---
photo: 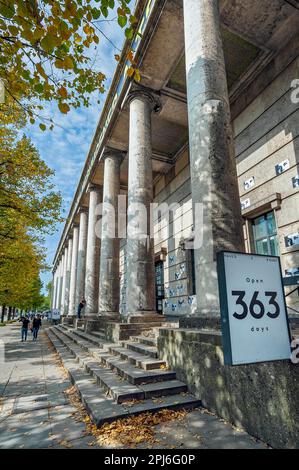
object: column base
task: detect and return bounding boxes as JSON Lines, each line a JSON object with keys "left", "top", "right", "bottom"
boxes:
{"left": 179, "top": 313, "right": 221, "bottom": 331}
{"left": 98, "top": 312, "right": 121, "bottom": 321}
{"left": 74, "top": 318, "right": 84, "bottom": 328}
{"left": 62, "top": 316, "right": 75, "bottom": 326}
{"left": 124, "top": 312, "right": 165, "bottom": 324}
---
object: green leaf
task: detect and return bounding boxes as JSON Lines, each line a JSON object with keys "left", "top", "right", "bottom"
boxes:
{"left": 118, "top": 16, "right": 127, "bottom": 28}
{"left": 34, "top": 83, "right": 44, "bottom": 93}
{"left": 40, "top": 34, "right": 57, "bottom": 53}
{"left": 125, "top": 27, "right": 133, "bottom": 40}
{"left": 91, "top": 8, "right": 101, "bottom": 19}
{"left": 101, "top": 6, "right": 108, "bottom": 18}
{"left": 108, "top": 0, "right": 115, "bottom": 8}
{"left": 0, "top": 3, "right": 15, "bottom": 19}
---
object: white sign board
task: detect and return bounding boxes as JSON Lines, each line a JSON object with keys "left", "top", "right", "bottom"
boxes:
{"left": 217, "top": 251, "right": 291, "bottom": 365}
{"left": 51, "top": 309, "right": 60, "bottom": 320}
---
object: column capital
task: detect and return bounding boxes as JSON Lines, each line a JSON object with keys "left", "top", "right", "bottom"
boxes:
{"left": 76, "top": 206, "right": 88, "bottom": 216}
{"left": 87, "top": 182, "right": 102, "bottom": 193}
{"left": 102, "top": 147, "right": 126, "bottom": 163}
{"left": 71, "top": 221, "right": 79, "bottom": 231}
{"left": 127, "top": 85, "right": 161, "bottom": 113}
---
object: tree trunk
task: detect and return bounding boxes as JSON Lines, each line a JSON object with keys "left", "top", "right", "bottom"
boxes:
{"left": 7, "top": 306, "right": 12, "bottom": 321}
{"left": 1, "top": 305, "right": 5, "bottom": 323}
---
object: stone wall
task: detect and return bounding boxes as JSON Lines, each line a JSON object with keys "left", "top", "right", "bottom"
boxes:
{"left": 153, "top": 149, "right": 196, "bottom": 318}
{"left": 234, "top": 54, "right": 299, "bottom": 312}
{"left": 158, "top": 328, "right": 299, "bottom": 448}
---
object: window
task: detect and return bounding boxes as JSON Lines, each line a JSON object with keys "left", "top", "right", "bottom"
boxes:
{"left": 252, "top": 211, "right": 279, "bottom": 256}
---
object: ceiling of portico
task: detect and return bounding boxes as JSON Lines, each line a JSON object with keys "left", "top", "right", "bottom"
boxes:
{"left": 94, "top": 0, "right": 299, "bottom": 185}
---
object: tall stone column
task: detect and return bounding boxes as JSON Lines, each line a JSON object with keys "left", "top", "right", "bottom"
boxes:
{"left": 183, "top": 0, "right": 244, "bottom": 316}
{"left": 53, "top": 262, "right": 59, "bottom": 308}
{"left": 64, "top": 237, "right": 73, "bottom": 314}
{"left": 98, "top": 150, "right": 122, "bottom": 316}
{"left": 58, "top": 254, "right": 65, "bottom": 311}
{"left": 55, "top": 258, "right": 62, "bottom": 310}
{"left": 60, "top": 246, "right": 68, "bottom": 316}
{"left": 68, "top": 224, "right": 79, "bottom": 316}
{"left": 51, "top": 269, "right": 57, "bottom": 310}
{"left": 85, "top": 185, "right": 101, "bottom": 316}
{"left": 75, "top": 209, "right": 88, "bottom": 310}
{"left": 58, "top": 253, "right": 65, "bottom": 314}
{"left": 125, "top": 90, "right": 158, "bottom": 318}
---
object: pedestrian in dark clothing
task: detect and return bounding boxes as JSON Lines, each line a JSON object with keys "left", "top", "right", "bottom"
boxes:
{"left": 32, "top": 315, "right": 42, "bottom": 340}
{"left": 19, "top": 316, "right": 30, "bottom": 342}
{"left": 77, "top": 298, "right": 86, "bottom": 319}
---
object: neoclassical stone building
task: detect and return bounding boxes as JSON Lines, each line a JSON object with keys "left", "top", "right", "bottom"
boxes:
{"left": 52, "top": 0, "right": 299, "bottom": 321}
{"left": 49, "top": 0, "right": 299, "bottom": 448}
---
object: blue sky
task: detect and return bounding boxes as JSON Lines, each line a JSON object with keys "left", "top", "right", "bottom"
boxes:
{"left": 25, "top": 15, "right": 125, "bottom": 293}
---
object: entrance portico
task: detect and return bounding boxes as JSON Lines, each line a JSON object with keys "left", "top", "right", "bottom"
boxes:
{"left": 51, "top": 0, "right": 299, "bottom": 324}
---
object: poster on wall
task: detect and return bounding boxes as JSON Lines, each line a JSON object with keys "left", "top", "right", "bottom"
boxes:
{"left": 275, "top": 159, "right": 290, "bottom": 175}
{"left": 244, "top": 176, "right": 255, "bottom": 191}
{"left": 292, "top": 174, "right": 299, "bottom": 188}
{"left": 284, "top": 233, "right": 299, "bottom": 248}
{"left": 217, "top": 251, "right": 291, "bottom": 366}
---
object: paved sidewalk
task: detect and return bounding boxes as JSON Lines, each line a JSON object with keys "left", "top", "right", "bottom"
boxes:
{"left": 0, "top": 323, "right": 268, "bottom": 449}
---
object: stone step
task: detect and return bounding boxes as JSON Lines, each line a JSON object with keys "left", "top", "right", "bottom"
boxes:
{"left": 56, "top": 326, "right": 102, "bottom": 354}
{"left": 48, "top": 329, "right": 197, "bottom": 410}
{"left": 131, "top": 335, "right": 157, "bottom": 347}
{"left": 141, "top": 380, "right": 187, "bottom": 398}
{"left": 50, "top": 328, "right": 141, "bottom": 403}
{"left": 101, "top": 355, "right": 176, "bottom": 385}
{"left": 50, "top": 327, "right": 182, "bottom": 401}
{"left": 90, "top": 330, "right": 106, "bottom": 340}
{"left": 48, "top": 328, "right": 201, "bottom": 425}
{"left": 71, "top": 328, "right": 109, "bottom": 348}
{"left": 122, "top": 341, "right": 158, "bottom": 358}
{"left": 109, "top": 346, "right": 165, "bottom": 370}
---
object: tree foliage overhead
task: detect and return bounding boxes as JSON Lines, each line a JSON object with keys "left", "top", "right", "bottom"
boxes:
{"left": 0, "top": 0, "right": 138, "bottom": 128}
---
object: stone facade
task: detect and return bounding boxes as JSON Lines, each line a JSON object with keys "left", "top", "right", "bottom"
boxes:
{"left": 49, "top": 0, "right": 299, "bottom": 448}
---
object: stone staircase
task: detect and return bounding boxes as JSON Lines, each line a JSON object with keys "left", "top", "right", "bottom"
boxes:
{"left": 46, "top": 324, "right": 201, "bottom": 427}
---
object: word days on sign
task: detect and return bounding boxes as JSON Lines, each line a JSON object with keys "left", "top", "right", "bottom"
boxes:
{"left": 217, "top": 251, "right": 291, "bottom": 365}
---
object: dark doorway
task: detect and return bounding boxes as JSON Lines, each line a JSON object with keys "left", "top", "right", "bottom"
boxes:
{"left": 155, "top": 260, "right": 164, "bottom": 313}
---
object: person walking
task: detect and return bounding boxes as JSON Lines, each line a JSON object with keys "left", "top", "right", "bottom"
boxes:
{"left": 32, "top": 314, "right": 42, "bottom": 341}
{"left": 19, "top": 315, "right": 30, "bottom": 342}
{"left": 77, "top": 298, "right": 86, "bottom": 319}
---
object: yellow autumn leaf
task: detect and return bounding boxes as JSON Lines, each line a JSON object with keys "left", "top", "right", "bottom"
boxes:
{"left": 58, "top": 102, "right": 70, "bottom": 114}
{"left": 63, "top": 57, "right": 74, "bottom": 69}
{"left": 36, "top": 63, "right": 47, "bottom": 79}
{"left": 74, "top": 34, "right": 82, "bottom": 44}
{"left": 127, "top": 66, "right": 134, "bottom": 78}
{"left": 58, "top": 86, "right": 68, "bottom": 99}
{"left": 54, "top": 59, "right": 64, "bottom": 69}
{"left": 134, "top": 69, "right": 141, "bottom": 83}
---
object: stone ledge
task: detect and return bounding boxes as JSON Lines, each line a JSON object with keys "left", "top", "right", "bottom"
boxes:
{"left": 179, "top": 315, "right": 222, "bottom": 331}
{"left": 157, "top": 327, "right": 299, "bottom": 449}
